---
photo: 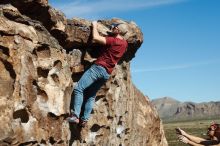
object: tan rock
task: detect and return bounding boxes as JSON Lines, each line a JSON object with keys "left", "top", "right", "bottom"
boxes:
{"left": 0, "top": 2, "right": 167, "bottom": 146}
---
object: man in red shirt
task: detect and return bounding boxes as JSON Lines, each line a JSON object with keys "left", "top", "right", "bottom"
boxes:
{"left": 67, "top": 21, "right": 128, "bottom": 127}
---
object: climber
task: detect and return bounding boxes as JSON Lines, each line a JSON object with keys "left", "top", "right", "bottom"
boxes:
{"left": 67, "top": 21, "right": 128, "bottom": 127}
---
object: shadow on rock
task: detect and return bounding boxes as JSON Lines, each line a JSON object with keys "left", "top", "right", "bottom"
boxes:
{"left": 69, "top": 123, "right": 84, "bottom": 146}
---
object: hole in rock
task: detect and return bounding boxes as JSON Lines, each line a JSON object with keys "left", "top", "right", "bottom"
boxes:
{"left": 0, "top": 46, "right": 9, "bottom": 56}
{"left": 49, "top": 137, "right": 56, "bottom": 145}
{"left": 47, "top": 112, "right": 59, "bottom": 120}
{"left": 103, "top": 98, "right": 108, "bottom": 103}
{"left": 95, "top": 134, "right": 103, "bottom": 139}
{"left": 34, "top": 45, "right": 51, "bottom": 58}
{"left": 125, "top": 128, "right": 130, "bottom": 134}
{"left": 3, "top": 11, "right": 27, "bottom": 25}
{"left": 1, "top": 60, "right": 16, "bottom": 79}
{"left": 95, "top": 95, "right": 105, "bottom": 102}
{"left": 117, "top": 120, "right": 123, "bottom": 125}
{"left": 32, "top": 80, "right": 37, "bottom": 86}
{"left": 90, "top": 124, "right": 102, "bottom": 132}
{"left": 2, "top": 137, "right": 13, "bottom": 145}
{"left": 37, "top": 67, "right": 49, "bottom": 78}
{"left": 34, "top": 80, "right": 48, "bottom": 101}
{"left": 57, "top": 140, "right": 64, "bottom": 144}
{"left": 117, "top": 134, "right": 121, "bottom": 138}
{"left": 53, "top": 60, "right": 62, "bottom": 70}
{"left": 18, "top": 141, "right": 38, "bottom": 146}
{"left": 50, "top": 29, "right": 67, "bottom": 47}
{"left": 119, "top": 115, "right": 125, "bottom": 125}
{"left": 37, "top": 88, "right": 48, "bottom": 101}
{"left": 107, "top": 116, "right": 113, "bottom": 120}
{"left": 40, "top": 139, "right": 46, "bottom": 144}
{"left": 13, "top": 109, "right": 29, "bottom": 123}
{"left": 21, "top": 100, "right": 26, "bottom": 104}
{"left": 51, "top": 74, "right": 59, "bottom": 83}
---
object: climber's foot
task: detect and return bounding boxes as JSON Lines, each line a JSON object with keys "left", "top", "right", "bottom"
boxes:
{"left": 67, "top": 113, "right": 79, "bottom": 124}
{"left": 79, "top": 119, "right": 87, "bottom": 127}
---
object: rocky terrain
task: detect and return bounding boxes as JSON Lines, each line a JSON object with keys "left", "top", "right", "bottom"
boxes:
{"left": 152, "top": 97, "right": 220, "bottom": 121}
{"left": 0, "top": 0, "right": 167, "bottom": 145}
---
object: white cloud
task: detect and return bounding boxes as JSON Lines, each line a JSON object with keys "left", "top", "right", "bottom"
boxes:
{"left": 51, "top": 0, "right": 187, "bottom": 18}
{"left": 132, "top": 59, "right": 220, "bottom": 73}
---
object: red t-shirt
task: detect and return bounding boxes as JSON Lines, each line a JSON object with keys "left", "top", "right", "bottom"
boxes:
{"left": 95, "top": 37, "right": 128, "bottom": 74}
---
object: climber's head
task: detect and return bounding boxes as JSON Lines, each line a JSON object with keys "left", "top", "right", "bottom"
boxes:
{"left": 109, "top": 22, "right": 127, "bottom": 37}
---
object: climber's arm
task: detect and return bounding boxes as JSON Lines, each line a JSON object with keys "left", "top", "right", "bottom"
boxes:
{"left": 92, "top": 21, "right": 106, "bottom": 45}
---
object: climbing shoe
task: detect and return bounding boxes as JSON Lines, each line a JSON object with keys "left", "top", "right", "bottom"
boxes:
{"left": 79, "top": 119, "right": 87, "bottom": 127}
{"left": 67, "top": 113, "right": 79, "bottom": 124}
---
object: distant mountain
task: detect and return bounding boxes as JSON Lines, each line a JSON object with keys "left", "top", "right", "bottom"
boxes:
{"left": 151, "top": 97, "right": 220, "bottom": 121}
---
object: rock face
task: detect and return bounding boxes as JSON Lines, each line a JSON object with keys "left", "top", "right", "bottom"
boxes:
{"left": 0, "top": 1, "right": 167, "bottom": 146}
{"left": 152, "top": 97, "right": 220, "bottom": 121}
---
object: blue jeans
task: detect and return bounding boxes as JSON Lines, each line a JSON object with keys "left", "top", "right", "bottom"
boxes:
{"left": 71, "top": 64, "right": 110, "bottom": 121}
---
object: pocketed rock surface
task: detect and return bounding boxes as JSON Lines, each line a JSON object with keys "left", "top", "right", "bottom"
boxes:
{"left": 0, "top": 1, "right": 167, "bottom": 146}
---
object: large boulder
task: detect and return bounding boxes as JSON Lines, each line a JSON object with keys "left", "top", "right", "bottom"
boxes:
{"left": 0, "top": 2, "right": 167, "bottom": 146}
{"left": 1, "top": 0, "right": 142, "bottom": 61}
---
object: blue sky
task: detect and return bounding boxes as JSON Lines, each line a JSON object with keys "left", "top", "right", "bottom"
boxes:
{"left": 49, "top": 0, "right": 220, "bottom": 103}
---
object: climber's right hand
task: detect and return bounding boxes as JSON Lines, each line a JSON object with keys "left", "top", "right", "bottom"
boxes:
{"left": 92, "top": 21, "right": 97, "bottom": 27}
